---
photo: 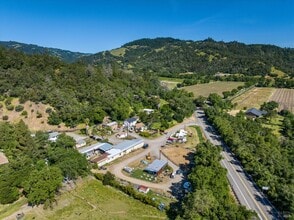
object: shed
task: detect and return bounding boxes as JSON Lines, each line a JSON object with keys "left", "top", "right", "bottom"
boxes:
{"left": 48, "top": 132, "right": 59, "bottom": 142}
{"left": 246, "top": 108, "right": 267, "bottom": 118}
{"left": 138, "top": 185, "right": 150, "bottom": 194}
{"left": 106, "top": 121, "right": 118, "bottom": 131}
{"left": 76, "top": 139, "right": 86, "bottom": 148}
{"left": 144, "top": 159, "right": 168, "bottom": 176}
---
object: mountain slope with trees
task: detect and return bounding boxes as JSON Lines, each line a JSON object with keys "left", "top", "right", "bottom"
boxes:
{"left": 0, "top": 41, "right": 91, "bottom": 63}
{"left": 84, "top": 37, "right": 294, "bottom": 77}
{"left": 0, "top": 46, "right": 194, "bottom": 129}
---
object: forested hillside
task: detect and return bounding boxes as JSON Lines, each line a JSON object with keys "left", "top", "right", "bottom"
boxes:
{"left": 0, "top": 41, "right": 90, "bottom": 63}
{"left": 0, "top": 46, "right": 194, "bottom": 128}
{"left": 84, "top": 37, "right": 294, "bottom": 77}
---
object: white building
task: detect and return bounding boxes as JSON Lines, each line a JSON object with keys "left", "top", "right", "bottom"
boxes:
{"left": 48, "top": 132, "right": 59, "bottom": 142}
{"left": 92, "top": 139, "right": 144, "bottom": 167}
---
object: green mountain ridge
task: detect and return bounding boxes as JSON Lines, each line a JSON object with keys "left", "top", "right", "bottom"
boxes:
{"left": 0, "top": 41, "right": 91, "bottom": 63}
{"left": 84, "top": 37, "right": 294, "bottom": 77}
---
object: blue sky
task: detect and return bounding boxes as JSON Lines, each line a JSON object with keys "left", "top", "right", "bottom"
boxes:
{"left": 0, "top": 0, "right": 293, "bottom": 53}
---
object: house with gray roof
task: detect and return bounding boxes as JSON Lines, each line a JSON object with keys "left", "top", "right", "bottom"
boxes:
{"left": 246, "top": 108, "right": 267, "bottom": 118}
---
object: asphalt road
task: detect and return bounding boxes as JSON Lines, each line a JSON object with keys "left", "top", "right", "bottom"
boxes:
{"left": 195, "top": 109, "right": 281, "bottom": 220}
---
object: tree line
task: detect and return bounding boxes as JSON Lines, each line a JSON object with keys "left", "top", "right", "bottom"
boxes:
{"left": 204, "top": 94, "right": 294, "bottom": 217}
{"left": 174, "top": 142, "right": 255, "bottom": 219}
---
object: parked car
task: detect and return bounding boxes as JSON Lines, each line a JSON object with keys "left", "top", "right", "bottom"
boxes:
{"left": 143, "top": 143, "right": 149, "bottom": 149}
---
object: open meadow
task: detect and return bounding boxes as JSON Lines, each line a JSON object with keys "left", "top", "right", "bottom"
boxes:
{"left": 3, "top": 178, "right": 166, "bottom": 220}
{"left": 159, "top": 77, "right": 183, "bottom": 89}
{"left": 182, "top": 81, "right": 244, "bottom": 97}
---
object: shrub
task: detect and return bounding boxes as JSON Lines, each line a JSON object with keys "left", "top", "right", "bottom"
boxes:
{"left": 45, "top": 107, "right": 52, "bottom": 114}
{"left": 140, "top": 131, "right": 151, "bottom": 137}
{"left": 36, "top": 111, "right": 42, "bottom": 118}
{"left": 15, "top": 105, "right": 24, "bottom": 112}
{"left": 21, "top": 110, "right": 28, "bottom": 116}
{"left": 4, "top": 97, "right": 13, "bottom": 106}
{"left": 6, "top": 104, "right": 14, "bottom": 111}
{"left": 2, "top": 115, "right": 9, "bottom": 120}
{"left": 0, "top": 103, "right": 3, "bottom": 109}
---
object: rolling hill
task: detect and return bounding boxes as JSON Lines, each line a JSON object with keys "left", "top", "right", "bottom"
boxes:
{"left": 83, "top": 37, "right": 294, "bottom": 77}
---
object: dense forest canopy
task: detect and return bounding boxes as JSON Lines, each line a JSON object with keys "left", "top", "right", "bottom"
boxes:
{"left": 0, "top": 46, "right": 194, "bottom": 128}
{"left": 85, "top": 38, "right": 294, "bottom": 77}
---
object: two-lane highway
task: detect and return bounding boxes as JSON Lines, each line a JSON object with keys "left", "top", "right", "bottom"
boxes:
{"left": 195, "top": 109, "right": 281, "bottom": 220}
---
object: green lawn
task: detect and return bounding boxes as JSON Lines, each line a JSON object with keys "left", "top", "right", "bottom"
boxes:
{"left": 20, "top": 178, "right": 167, "bottom": 220}
{"left": 183, "top": 81, "right": 244, "bottom": 97}
{"left": 131, "top": 169, "right": 156, "bottom": 182}
{"left": 190, "top": 125, "right": 205, "bottom": 143}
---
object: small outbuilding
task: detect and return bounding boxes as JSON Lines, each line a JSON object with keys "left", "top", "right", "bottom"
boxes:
{"left": 144, "top": 159, "right": 168, "bottom": 176}
{"left": 246, "top": 108, "right": 267, "bottom": 118}
{"left": 138, "top": 185, "right": 150, "bottom": 194}
{"left": 76, "top": 139, "right": 86, "bottom": 148}
{"left": 48, "top": 132, "right": 59, "bottom": 142}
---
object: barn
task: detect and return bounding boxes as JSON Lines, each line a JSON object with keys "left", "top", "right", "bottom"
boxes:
{"left": 144, "top": 159, "right": 168, "bottom": 176}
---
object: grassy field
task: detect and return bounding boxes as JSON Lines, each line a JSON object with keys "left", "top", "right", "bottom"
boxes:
{"left": 261, "top": 115, "right": 283, "bottom": 137}
{"left": 232, "top": 87, "right": 275, "bottom": 110}
{"left": 182, "top": 81, "right": 244, "bottom": 97}
{"left": 159, "top": 77, "right": 183, "bottom": 89}
{"left": 8, "top": 178, "right": 166, "bottom": 220}
{"left": 190, "top": 126, "right": 206, "bottom": 143}
{"left": 0, "top": 198, "right": 27, "bottom": 220}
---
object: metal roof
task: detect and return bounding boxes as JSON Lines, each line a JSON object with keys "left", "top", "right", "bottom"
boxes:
{"left": 113, "top": 139, "right": 144, "bottom": 152}
{"left": 106, "top": 149, "right": 122, "bottom": 158}
{"left": 78, "top": 142, "right": 105, "bottom": 154}
{"left": 98, "top": 143, "right": 113, "bottom": 152}
{"left": 48, "top": 132, "right": 59, "bottom": 139}
{"left": 144, "top": 159, "right": 168, "bottom": 173}
{"left": 246, "top": 108, "right": 267, "bottom": 117}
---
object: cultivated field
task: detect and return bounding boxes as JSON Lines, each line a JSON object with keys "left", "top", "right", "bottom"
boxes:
{"left": 183, "top": 81, "right": 244, "bottom": 97}
{"left": 3, "top": 178, "right": 166, "bottom": 220}
{"left": 232, "top": 87, "right": 294, "bottom": 112}
{"left": 232, "top": 87, "right": 275, "bottom": 110}
{"left": 269, "top": 88, "right": 294, "bottom": 112}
